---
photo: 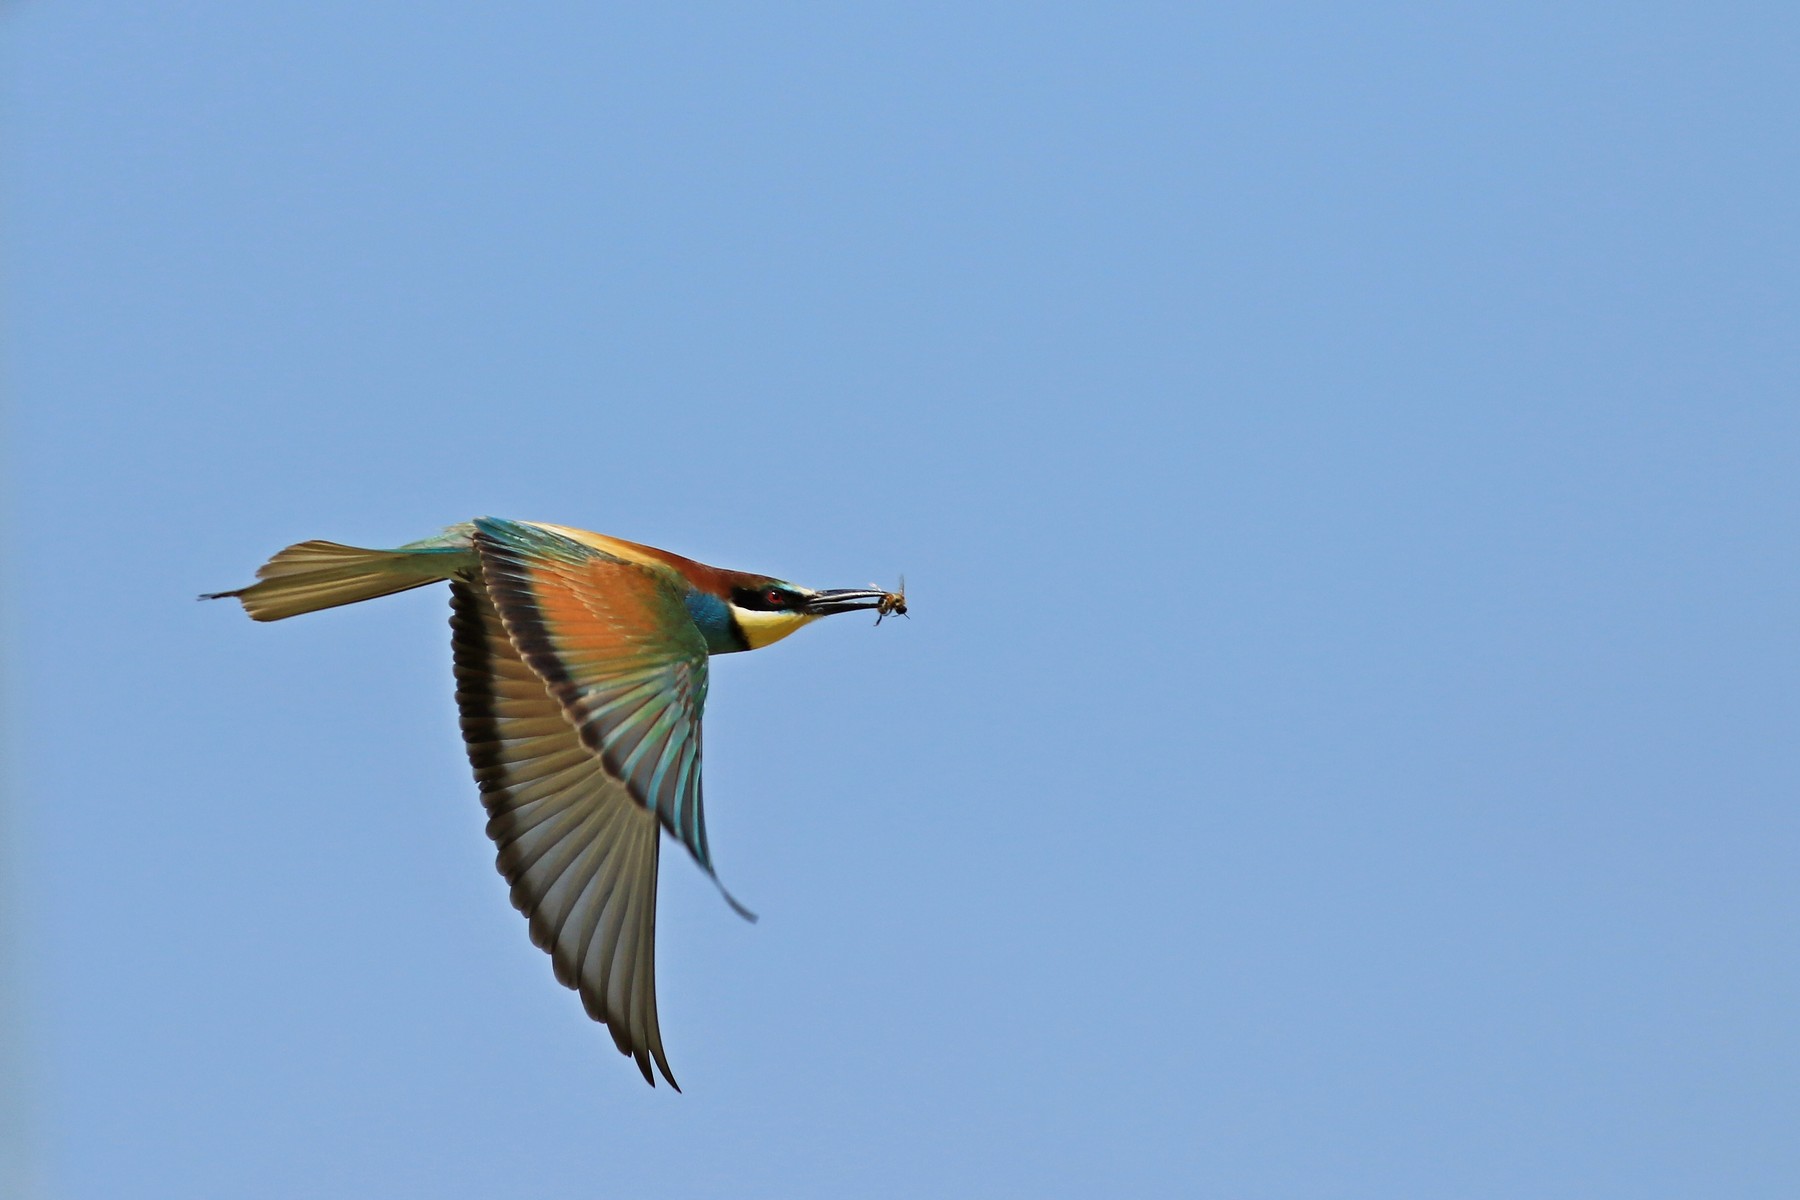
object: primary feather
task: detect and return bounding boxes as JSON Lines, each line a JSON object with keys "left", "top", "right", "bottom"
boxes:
{"left": 451, "top": 579, "right": 674, "bottom": 1087}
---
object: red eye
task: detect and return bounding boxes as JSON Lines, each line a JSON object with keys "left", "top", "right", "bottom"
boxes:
{"left": 765, "top": 588, "right": 785, "bottom": 607}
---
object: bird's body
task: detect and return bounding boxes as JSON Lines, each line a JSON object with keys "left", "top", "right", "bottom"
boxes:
{"left": 207, "top": 517, "right": 903, "bottom": 1088}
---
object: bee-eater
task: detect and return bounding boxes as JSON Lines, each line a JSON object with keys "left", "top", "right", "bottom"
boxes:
{"left": 206, "top": 517, "right": 904, "bottom": 1089}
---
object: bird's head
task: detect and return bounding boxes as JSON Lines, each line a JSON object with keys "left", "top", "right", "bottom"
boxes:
{"left": 719, "top": 576, "right": 904, "bottom": 650}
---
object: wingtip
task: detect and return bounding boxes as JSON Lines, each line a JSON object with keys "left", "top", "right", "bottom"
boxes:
{"left": 714, "top": 877, "right": 759, "bottom": 923}
{"left": 633, "top": 1049, "right": 681, "bottom": 1091}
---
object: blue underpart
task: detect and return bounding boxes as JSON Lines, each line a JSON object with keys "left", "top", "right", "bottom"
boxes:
{"left": 683, "top": 589, "right": 745, "bottom": 654}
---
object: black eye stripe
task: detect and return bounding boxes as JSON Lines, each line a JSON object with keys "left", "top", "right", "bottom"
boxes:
{"left": 732, "top": 586, "right": 792, "bottom": 612}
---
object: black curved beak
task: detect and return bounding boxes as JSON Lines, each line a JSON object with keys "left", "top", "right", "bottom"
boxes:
{"left": 804, "top": 588, "right": 902, "bottom": 617}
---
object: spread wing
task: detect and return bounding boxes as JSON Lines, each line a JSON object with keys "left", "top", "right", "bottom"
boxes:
{"left": 469, "top": 517, "right": 722, "bottom": 875}
{"left": 451, "top": 578, "right": 676, "bottom": 1088}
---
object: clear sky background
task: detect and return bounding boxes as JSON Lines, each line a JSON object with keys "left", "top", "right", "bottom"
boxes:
{"left": 7, "top": 4, "right": 1799, "bottom": 1198}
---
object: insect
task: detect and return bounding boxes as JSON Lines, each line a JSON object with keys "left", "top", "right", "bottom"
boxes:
{"left": 875, "top": 576, "right": 908, "bottom": 625}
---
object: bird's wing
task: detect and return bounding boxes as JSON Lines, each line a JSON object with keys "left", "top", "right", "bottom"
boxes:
{"left": 451, "top": 579, "right": 676, "bottom": 1088}
{"left": 468, "top": 517, "right": 720, "bottom": 875}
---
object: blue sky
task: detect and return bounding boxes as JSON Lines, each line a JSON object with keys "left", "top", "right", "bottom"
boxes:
{"left": 7, "top": 4, "right": 1799, "bottom": 1197}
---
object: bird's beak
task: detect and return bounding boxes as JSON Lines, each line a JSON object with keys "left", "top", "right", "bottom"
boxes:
{"left": 803, "top": 588, "right": 902, "bottom": 617}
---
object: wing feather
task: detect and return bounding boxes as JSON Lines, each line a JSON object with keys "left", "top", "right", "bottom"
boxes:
{"left": 469, "top": 519, "right": 720, "bottom": 874}
{"left": 451, "top": 578, "right": 676, "bottom": 1088}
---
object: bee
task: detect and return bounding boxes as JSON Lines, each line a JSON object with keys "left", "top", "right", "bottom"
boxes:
{"left": 875, "top": 575, "right": 908, "bottom": 625}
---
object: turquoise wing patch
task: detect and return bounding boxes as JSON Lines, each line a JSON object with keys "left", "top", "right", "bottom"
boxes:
{"left": 471, "top": 519, "right": 751, "bottom": 916}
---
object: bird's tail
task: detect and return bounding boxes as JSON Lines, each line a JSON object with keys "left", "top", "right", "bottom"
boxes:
{"left": 202, "top": 537, "right": 472, "bottom": 622}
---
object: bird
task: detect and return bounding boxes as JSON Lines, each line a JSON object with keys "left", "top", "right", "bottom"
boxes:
{"left": 205, "top": 517, "right": 905, "bottom": 1089}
